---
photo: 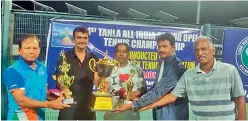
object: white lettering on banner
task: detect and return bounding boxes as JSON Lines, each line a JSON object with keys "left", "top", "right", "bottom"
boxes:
{"left": 245, "top": 90, "right": 247, "bottom": 98}
{"left": 175, "top": 42, "right": 185, "bottom": 51}
{"left": 237, "top": 46, "right": 243, "bottom": 55}
{"left": 104, "top": 38, "right": 130, "bottom": 47}
{"left": 237, "top": 39, "right": 248, "bottom": 55}
{"left": 122, "top": 30, "right": 135, "bottom": 38}
{"left": 244, "top": 85, "right": 248, "bottom": 98}
{"left": 88, "top": 27, "right": 97, "bottom": 35}
{"left": 135, "top": 31, "right": 156, "bottom": 40}
{"left": 98, "top": 28, "right": 121, "bottom": 37}
{"left": 146, "top": 81, "right": 154, "bottom": 86}
{"left": 183, "top": 34, "right": 198, "bottom": 42}
{"left": 131, "top": 40, "right": 157, "bottom": 49}
{"left": 171, "top": 33, "right": 182, "bottom": 41}
{"left": 240, "top": 65, "right": 248, "bottom": 74}
{"left": 241, "top": 39, "right": 248, "bottom": 46}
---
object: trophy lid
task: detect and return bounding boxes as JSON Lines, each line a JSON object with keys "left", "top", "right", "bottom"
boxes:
{"left": 98, "top": 50, "right": 115, "bottom": 65}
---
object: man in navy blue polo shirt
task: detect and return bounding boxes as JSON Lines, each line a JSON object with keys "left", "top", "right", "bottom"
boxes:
{"left": 3, "top": 34, "right": 69, "bottom": 120}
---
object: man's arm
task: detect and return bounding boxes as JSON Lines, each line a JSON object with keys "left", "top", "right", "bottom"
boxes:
{"left": 112, "top": 94, "right": 178, "bottom": 113}
{"left": 132, "top": 67, "right": 178, "bottom": 109}
{"left": 133, "top": 70, "right": 187, "bottom": 111}
{"left": 3, "top": 68, "right": 69, "bottom": 110}
{"left": 230, "top": 67, "right": 246, "bottom": 120}
{"left": 234, "top": 96, "right": 246, "bottom": 120}
{"left": 11, "top": 89, "right": 69, "bottom": 109}
{"left": 112, "top": 72, "right": 187, "bottom": 113}
{"left": 139, "top": 94, "right": 178, "bottom": 111}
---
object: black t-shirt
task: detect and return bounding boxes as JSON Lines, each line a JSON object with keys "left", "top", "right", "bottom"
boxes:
{"left": 55, "top": 48, "right": 99, "bottom": 106}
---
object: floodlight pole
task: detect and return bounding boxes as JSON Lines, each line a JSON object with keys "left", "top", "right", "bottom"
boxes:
{"left": 1, "top": 0, "right": 12, "bottom": 120}
{"left": 196, "top": 0, "right": 201, "bottom": 24}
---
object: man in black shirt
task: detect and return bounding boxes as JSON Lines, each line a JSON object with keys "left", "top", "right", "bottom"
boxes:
{"left": 54, "top": 26, "right": 100, "bottom": 120}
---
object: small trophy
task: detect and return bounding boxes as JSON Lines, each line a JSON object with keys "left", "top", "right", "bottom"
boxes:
{"left": 89, "top": 50, "right": 119, "bottom": 111}
{"left": 123, "top": 64, "right": 136, "bottom": 104}
{"left": 52, "top": 50, "right": 75, "bottom": 104}
{"left": 125, "top": 81, "right": 134, "bottom": 102}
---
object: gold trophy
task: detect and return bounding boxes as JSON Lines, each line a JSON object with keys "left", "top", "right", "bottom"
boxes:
{"left": 126, "top": 81, "right": 134, "bottom": 101}
{"left": 89, "top": 50, "right": 119, "bottom": 111}
{"left": 52, "top": 50, "right": 75, "bottom": 104}
{"left": 123, "top": 63, "right": 136, "bottom": 104}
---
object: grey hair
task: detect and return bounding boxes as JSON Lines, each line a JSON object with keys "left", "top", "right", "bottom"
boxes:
{"left": 193, "top": 36, "right": 214, "bottom": 49}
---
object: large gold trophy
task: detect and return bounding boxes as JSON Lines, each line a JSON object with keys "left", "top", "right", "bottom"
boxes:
{"left": 52, "top": 50, "right": 75, "bottom": 104}
{"left": 89, "top": 51, "right": 119, "bottom": 111}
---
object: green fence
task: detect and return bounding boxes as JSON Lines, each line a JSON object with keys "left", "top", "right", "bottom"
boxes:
{"left": 9, "top": 10, "right": 228, "bottom": 63}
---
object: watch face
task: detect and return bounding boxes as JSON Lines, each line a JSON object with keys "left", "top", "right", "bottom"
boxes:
{"left": 131, "top": 104, "right": 136, "bottom": 110}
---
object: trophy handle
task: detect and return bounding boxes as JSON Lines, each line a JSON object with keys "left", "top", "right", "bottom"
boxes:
{"left": 52, "top": 75, "right": 63, "bottom": 86}
{"left": 59, "top": 65, "right": 63, "bottom": 72}
{"left": 112, "top": 60, "right": 120, "bottom": 74}
{"left": 69, "top": 76, "right": 75, "bottom": 86}
{"left": 89, "top": 58, "right": 97, "bottom": 73}
{"left": 57, "top": 76, "right": 64, "bottom": 88}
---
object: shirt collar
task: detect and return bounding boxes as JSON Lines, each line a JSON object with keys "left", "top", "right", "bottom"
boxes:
{"left": 160, "top": 55, "right": 176, "bottom": 63}
{"left": 196, "top": 58, "right": 217, "bottom": 74}
{"left": 119, "top": 61, "right": 132, "bottom": 68}
{"left": 19, "top": 56, "right": 41, "bottom": 70}
{"left": 71, "top": 47, "right": 90, "bottom": 59}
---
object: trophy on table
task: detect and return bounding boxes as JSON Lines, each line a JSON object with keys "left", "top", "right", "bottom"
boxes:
{"left": 89, "top": 50, "right": 120, "bottom": 111}
{"left": 52, "top": 50, "right": 75, "bottom": 104}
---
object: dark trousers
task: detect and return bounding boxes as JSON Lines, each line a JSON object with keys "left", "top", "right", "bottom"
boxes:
{"left": 58, "top": 104, "right": 96, "bottom": 120}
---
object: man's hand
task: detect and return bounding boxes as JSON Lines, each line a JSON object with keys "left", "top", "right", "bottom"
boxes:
{"left": 58, "top": 90, "right": 77, "bottom": 104}
{"left": 59, "top": 90, "right": 66, "bottom": 98}
{"left": 129, "top": 91, "right": 141, "bottom": 101}
{"left": 111, "top": 103, "right": 132, "bottom": 113}
{"left": 47, "top": 97, "right": 70, "bottom": 110}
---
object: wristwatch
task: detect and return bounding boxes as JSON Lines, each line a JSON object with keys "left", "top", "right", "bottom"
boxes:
{"left": 131, "top": 104, "right": 138, "bottom": 111}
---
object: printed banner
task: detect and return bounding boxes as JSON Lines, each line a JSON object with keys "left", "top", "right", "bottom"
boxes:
{"left": 223, "top": 28, "right": 248, "bottom": 102}
{"left": 46, "top": 20, "right": 200, "bottom": 90}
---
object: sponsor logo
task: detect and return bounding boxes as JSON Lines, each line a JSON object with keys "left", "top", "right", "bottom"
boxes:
{"left": 235, "top": 36, "right": 248, "bottom": 76}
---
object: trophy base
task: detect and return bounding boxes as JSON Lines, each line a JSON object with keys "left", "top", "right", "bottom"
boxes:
{"left": 63, "top": 98, "right": 74, "bottom": 105}
{"left": 92, "top": 92, "right": 113, "bottom": 111}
